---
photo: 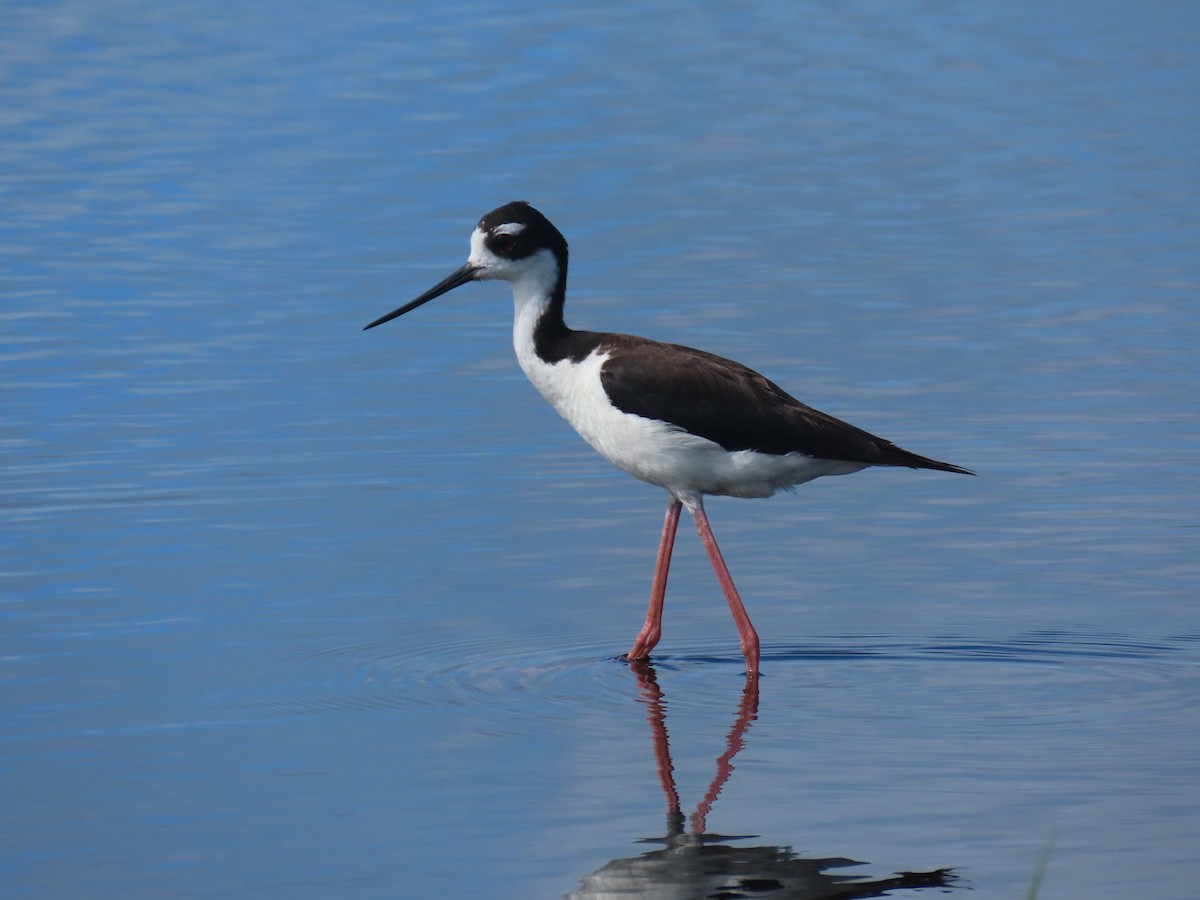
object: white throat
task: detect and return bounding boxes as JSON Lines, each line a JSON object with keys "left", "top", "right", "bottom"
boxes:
{"left": 510, "top": 256, "right": 558, "bottom": 384}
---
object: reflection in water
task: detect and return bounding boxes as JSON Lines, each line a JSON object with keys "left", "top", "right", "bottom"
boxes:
{"left": 567, "top": 663, "right": 955, "bottom": 899}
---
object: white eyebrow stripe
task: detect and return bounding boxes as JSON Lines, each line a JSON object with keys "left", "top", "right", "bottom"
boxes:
{"left": 493, "top": 222, "right": 526, "bottom": 236}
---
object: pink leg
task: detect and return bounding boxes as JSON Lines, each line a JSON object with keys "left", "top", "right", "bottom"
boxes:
{"left": 627, "top": 498, "right": 682, "bottom": 661}
{"left": 692, "top": 505, "right": 761, "bottom": 675}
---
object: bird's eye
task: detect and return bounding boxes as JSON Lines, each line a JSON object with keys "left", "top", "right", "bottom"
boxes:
{"left": 491, "top": 233, "right": 516, "bottom": 253}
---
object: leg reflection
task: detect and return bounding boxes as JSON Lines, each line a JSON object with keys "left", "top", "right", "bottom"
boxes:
{"left": 629, "top": 658, "right": 758, "bottom": 839}
{"left": 565, "top": 662, "right": 956, "bottom": 898}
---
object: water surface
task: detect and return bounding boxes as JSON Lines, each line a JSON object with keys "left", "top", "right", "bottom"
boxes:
{"left": 3, "top": 2, "right": 1197, "bottom": 897}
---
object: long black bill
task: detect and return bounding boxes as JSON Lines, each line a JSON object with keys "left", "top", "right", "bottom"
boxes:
{"left": 363, "top": 263, "right": 480, "bottom": 331}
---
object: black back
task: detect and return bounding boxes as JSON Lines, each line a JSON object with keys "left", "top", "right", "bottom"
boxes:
{"left": 598, "top": 334, "right": 971, "bottom": 473}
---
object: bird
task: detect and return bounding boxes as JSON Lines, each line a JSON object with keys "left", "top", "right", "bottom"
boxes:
{"left": 365, "top": 201, "right": 972, "bottom": 673}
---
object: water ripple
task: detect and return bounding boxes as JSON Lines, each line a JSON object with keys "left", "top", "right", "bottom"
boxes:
{"left": 205, "top": 630, "right": 1199, "bottom": 721}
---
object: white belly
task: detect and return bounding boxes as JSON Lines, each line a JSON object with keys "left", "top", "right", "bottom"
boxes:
{"left": 514, "top": 339, "right": 866, "bottom": 508}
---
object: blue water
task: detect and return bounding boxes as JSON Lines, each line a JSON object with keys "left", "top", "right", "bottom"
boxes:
{"left": 3, "top": 2, "right": 1197, "bottom": 897}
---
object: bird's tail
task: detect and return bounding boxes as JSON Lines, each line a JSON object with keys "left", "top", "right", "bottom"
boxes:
{"left": 892, "top": 449, "right": 974, "bottom": 476}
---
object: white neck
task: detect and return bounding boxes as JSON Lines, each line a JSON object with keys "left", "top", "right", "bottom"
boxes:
{"left": 512, "top": 279, "right": 552, "bottom": 383}
{"left": 498, "top": 248, "right": 560, "bottom": 376}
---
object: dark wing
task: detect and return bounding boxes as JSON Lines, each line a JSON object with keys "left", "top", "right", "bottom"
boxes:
{"left": 598, "top": 335, "right": 972, "bottom": 474}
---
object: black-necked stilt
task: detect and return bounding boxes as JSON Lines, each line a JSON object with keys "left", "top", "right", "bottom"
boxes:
{"left": 365, "top": 201, "right": 972, "bottom": 673}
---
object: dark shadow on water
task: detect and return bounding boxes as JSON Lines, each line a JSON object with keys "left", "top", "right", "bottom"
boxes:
{"left": 566, "top": 661, "right": 956, "bottom": 898}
